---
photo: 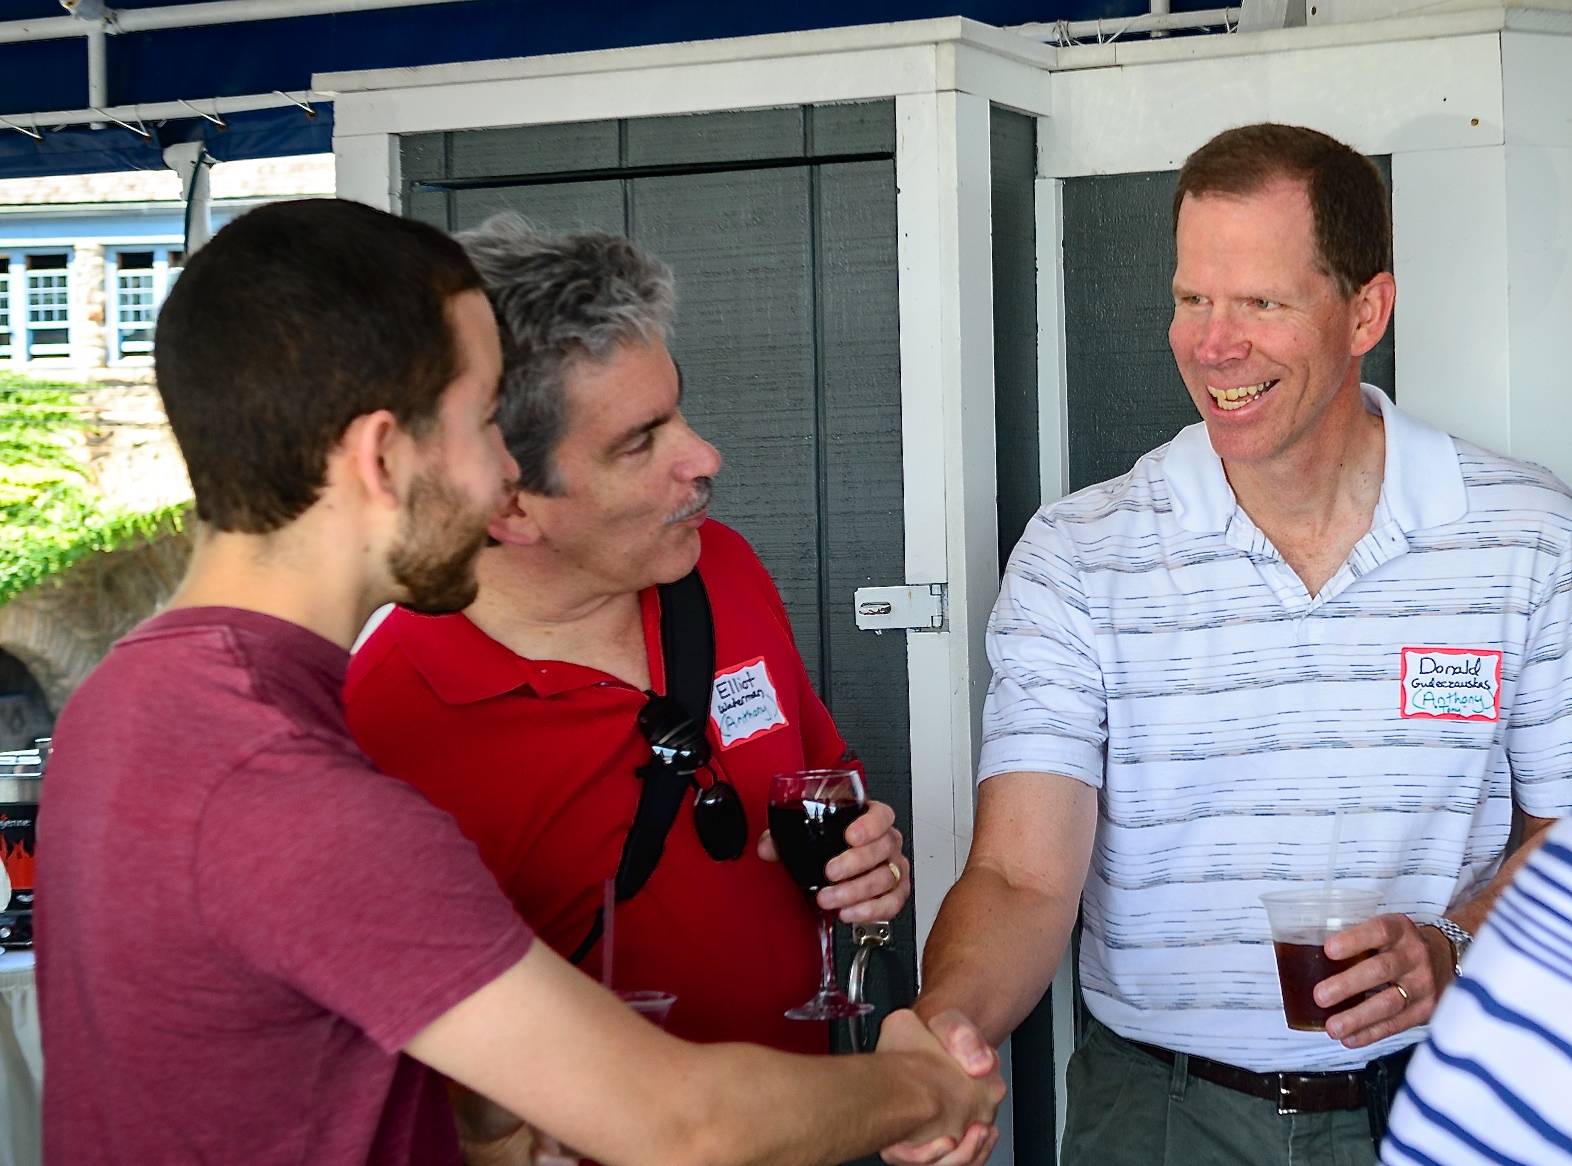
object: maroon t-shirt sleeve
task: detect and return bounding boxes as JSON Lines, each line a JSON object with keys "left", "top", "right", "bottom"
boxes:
{"left": 193, "top": 735, "right": 534, "bottom": 1053}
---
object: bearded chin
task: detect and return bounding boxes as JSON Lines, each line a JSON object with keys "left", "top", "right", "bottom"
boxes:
{"left": 388, "top": 472, "right": 491, "bottom": 615}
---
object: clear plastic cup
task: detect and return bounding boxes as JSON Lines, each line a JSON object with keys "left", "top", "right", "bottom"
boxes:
{"left": 1260, "top": 888, "right": 1383, "bottom": 1032}
{"left": 616, "top": 989, "right": 677, "bottom": 1029}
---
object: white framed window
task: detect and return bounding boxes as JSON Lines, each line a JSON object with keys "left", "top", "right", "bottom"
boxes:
{"left": 2, "top": 254, "right": 18, "bottom": 362}
{"left": 0, "top": 261, "right": 10, "bottom": 360}
{"left": 115, "top": 251, "right": 157, "bottom": 356}
{"left": 107, "top": 247, "right": 184, "bottom": 362}
{"left": 23, "top": 252, "right": 71, "bottom": 360}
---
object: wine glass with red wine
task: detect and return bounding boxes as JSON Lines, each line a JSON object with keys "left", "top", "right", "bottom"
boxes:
{"left": 768, "top": 768, "right": 875, "bottom": 1021}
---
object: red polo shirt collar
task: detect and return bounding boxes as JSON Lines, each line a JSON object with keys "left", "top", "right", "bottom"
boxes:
{"left": 389, "top": 588, "right": 667, "bottom": 705}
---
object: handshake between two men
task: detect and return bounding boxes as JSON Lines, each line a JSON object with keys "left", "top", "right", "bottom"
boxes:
{"left": 407, "top": 934, "right": 1007, "bottom": 1166}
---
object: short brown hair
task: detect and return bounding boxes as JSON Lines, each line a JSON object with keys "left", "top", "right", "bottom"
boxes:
{"left": 155, "top": 199, "right": 483, "bottom": 533}
{"left": 1173, "top": 124, "right": 1391, "bottom": 299}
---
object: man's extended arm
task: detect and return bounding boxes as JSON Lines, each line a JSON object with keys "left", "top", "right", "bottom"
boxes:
{"left": 913, "top": 772, "right": 1099, "bottom": 1046}
{"left": 406, "top": 939, "right": 1006, "bottom": 1166}
{"left": 1319, "top": 812, "right": 1559, "bottom": 1049}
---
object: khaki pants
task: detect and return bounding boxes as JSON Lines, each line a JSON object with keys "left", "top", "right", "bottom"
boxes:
{"left": 1059, "top": 1018, "right": 1377, "bottom": 1166}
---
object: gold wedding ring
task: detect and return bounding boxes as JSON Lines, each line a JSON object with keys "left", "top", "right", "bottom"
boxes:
{"left": 1393, "top": 983, "right": 1410, "bottom": 1004}
{"left": 887, "top": 860, "right": 903, "bottom": 887}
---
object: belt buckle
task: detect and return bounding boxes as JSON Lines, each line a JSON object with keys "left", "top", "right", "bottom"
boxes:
{"left": 1276, "top": 1074, "right": 1300, "bottom": 1116}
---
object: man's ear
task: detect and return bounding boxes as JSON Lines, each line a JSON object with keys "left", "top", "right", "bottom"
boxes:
{"left": 332, "top": 408, "right": 412, "bottom": 513}
{"left": 1350, "top": 271, "right": 1396, "bottom": 358}
{"left": 487, "top": 489, "right": 546, "bottom": 548}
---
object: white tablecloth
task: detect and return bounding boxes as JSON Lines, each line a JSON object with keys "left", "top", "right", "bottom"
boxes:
{"left": 0, "top": 951, "right": 39, "bottom": 1166}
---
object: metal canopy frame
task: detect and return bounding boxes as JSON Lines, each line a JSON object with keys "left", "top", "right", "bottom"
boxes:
{"left": 0, "top": 0, "right": 480, "bottom": 135}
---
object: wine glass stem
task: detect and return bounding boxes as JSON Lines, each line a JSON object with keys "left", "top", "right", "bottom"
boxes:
{"left": 817, "top": 909, "right": 836, "bottom": 995}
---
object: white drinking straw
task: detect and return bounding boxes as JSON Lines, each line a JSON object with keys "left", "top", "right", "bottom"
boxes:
{"left": 602, "top": 876, "right": 616, "bottom": 990}
{"left": 1323, "top": 809, "right": 1344, "bottom": 894}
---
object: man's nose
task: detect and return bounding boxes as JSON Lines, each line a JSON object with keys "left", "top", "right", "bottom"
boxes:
{"left": 677, "top": 422, "right": 723, "bottom": 481}
{"left": 1193, "top": 310, "right": 1251, "bottom": 367}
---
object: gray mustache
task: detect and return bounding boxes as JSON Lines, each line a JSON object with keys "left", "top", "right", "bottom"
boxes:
{"left": 666, "top": 478, "right": 714, "bottom": 524}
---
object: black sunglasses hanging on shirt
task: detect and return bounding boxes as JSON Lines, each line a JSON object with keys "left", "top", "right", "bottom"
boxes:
{"left": 569, "top": 569, "right": 746, "bottom": 966}
{"left": 636, "top": 694, "right": 749, "bottom": 863}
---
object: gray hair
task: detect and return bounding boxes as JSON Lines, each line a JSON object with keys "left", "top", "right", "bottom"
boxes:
{"left": 455, "top": 214, "right": 676, "bottom": 495}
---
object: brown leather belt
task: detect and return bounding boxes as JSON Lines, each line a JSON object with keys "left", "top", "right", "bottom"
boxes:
{"left": 1130, "top": 1039, "right": 1366, "bottom": 1115}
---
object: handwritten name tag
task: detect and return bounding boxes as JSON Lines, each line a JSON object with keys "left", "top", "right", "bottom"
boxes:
{"left": 1400, "top": 647, "right": 1503, "bottom": 722}
{"left": 711, "top": 657, "right": 790, "bottom": 749}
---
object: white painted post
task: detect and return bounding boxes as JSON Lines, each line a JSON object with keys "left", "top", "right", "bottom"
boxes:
{"left": 895, "top": 87, "right": 998, "bottom": 959}
{"left": 1032, "top": 168, "right": 1080, "bottom": 1161}
{"left": 1501, "top": 31, "right": 1572, "bottom": 487}
{"left": 1035, "top": 175, "right": 1069, "bottom": 507}
{"left": 331, "top": 132, "right": 393, "bottom": 211}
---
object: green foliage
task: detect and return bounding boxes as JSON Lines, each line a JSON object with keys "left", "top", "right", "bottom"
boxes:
{"left": 0, "top": 373, "right": 188, "bottom": 605}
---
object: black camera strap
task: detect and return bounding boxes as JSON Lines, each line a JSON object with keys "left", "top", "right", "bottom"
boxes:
{"left": 569, "top": 568, "right": 715, "bottom": 966}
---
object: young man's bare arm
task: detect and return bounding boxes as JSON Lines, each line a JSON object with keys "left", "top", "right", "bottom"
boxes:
{"left": 915, "top": 772, "right": 1098, "bottom": 1046}
{"left": 405, "top": 939, "right": 1006, "bottom": 1166}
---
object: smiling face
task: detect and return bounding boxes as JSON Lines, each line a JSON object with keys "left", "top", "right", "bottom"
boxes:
{"left": 1169, "top": 178, "right": 1391, "bottom": 468}
{"left": 508, "top": 337, "right": 723, "bottom": 596}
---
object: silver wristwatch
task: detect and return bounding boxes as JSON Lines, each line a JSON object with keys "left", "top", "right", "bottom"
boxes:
{"left": 1421, "top": 916, "right": 1474, "bottom": 976}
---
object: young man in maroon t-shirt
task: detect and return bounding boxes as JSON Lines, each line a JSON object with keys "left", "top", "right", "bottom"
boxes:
{"left": 345, "top": 220, "right": 912, "bottom": 1060}
{"left": 35, "top": 199, "right": 1002, "bottom": 1166}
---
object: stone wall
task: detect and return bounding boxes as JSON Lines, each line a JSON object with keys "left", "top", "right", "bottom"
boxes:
{"left": 70, "top": 243, "right": 106, "bottom": 369}
{"left": 0, "top": 525, "right": 192, "bottom": 713}
{"left": 76, "top": 383, "right": 192, "bottom": 514}
{"left": 1, "top": 385, "right": 194, "bottom": 714}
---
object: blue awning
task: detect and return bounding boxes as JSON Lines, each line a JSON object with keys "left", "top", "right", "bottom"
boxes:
{"left": 0, "top": 0, "right": 1172, "bottom": 178}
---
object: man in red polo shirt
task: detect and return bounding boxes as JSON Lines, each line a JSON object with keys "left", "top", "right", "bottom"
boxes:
{"left": 345, "top": 219, "right": 911, "bottom": 1059}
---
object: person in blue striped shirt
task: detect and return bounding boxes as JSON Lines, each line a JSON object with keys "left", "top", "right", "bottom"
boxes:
{"left": 1381, "top": 815, "right": 1572, "bottom": 1166}
{"left": 915, "top": 123, "right": 1572, "bottom": 1166}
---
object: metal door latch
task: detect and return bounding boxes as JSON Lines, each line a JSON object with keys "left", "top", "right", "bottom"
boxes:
{"left": 848, "top": 921, "right": 893, "bottom": 1051}
{"left": 854, "top": 584, "right": 946, "bottom": 633}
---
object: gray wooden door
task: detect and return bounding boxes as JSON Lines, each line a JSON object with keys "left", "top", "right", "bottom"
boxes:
{"left": 401, "top": 103, "right": 917, "bottom": 1045}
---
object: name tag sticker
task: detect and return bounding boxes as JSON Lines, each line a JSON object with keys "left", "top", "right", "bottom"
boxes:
{"left": 711, "top": 657, "right": 790, "bottom": 749}
{"left": 1400, "top": 647, "right": 1503, "bottom": 722}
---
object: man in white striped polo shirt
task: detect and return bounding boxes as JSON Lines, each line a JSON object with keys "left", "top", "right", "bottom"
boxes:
{"left": 916, "top": 124, "right": 1572, "bottom": 1165}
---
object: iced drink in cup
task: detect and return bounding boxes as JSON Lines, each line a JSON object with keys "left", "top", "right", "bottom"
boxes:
{"left": 617, "top": 989, "right": 677, "bottom": 1028}
{"left": 1261, "top": 888, "right": 1383, "bottom": 1032}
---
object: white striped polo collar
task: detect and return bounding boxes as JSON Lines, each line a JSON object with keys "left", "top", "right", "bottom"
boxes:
{"left": 1164, "top": 383, "right": 1468, "bottom": 536}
